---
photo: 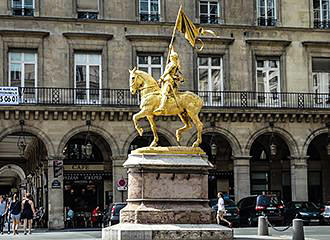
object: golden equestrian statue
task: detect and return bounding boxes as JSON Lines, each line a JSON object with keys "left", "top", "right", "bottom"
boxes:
{"left": 129, "top": 6, "right": 217, "bottom": 148}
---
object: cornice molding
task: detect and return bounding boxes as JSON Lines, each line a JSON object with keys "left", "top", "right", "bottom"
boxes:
{"left": 199, "top": 36, "right": 235, "bottom": 45}
{"left": 245, "top": 38, "right": 292, "bottom": 47}
{"left": 63, "top": 32, "right": 113, "bottom": 40}
{"left": 125, "top": 34, "right": 172, "bottom": 42}
{"left": 0, "top": 29, "right": 50, "bottom": 38}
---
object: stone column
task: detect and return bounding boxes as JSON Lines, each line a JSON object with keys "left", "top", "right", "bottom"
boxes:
{"left": 233, "top": 156, "right": 251, "bottom": 202}
{"left": 47, "top": 157, "right": 64, "bottom": 229}
{"left": 112, "top": 156, "right": 128, "bottom": 203}
{"left": 290, "top": 156, "right": 308, "bottom": 201}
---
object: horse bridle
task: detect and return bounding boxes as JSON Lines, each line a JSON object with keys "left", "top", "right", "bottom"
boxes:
{"left": 130, "top": 72, "right": 159, "bottom": 91}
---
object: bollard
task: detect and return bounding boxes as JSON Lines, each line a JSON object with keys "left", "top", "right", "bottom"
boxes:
{"left": 258, "top": 216, "right": 269, "bottom": 236}
{"left": 292, "top": 219, "right": 304, "bottom": 240}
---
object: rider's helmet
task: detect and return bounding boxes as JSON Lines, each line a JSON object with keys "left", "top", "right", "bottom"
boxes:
{"left": 170, "top": 49, "right": 179, "bottom": 61}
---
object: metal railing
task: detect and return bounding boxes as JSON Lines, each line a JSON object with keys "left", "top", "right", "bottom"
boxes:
{"left": 313, "top": 9, "right": 330, "bottom": 29}
{"left": 12, "top": 7, "right": 34, "bottom": 16}
{"left": 257, "top": 17, "right": 277, "bottom": 26}
{"left": 139, "top": 13, "right": 160, "bottom": 22}
{"left": 200, "top": 16, "right": 223, "bottom": 24}
{"left": 12, "top": 87, "right": 330, "bottom": 109}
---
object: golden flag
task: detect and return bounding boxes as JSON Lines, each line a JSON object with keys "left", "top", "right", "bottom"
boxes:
{"left": 176, "top": 8, "right": 217, "bottom": 50}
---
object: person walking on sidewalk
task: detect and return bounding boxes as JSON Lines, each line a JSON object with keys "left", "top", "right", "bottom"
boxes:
{"left": 216, "top": 192, "right": 232, "bottom": 228}
{"left": 10, "top": 194, "right": 21, "bottom": 235}
{"left": 21, "top": 193, "right": 35, "bottom": 235}
{"left": 0, "top": 195, "right": 8, "bottom": 234}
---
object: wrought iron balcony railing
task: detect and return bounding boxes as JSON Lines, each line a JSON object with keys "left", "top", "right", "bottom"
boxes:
{"left": 139, "top": 13, "right": 160, "bottom": 22}
{"left": 5, "top": 87, "right": 330, "bottom": 109}
{"left": 313, "top": 9, "right": 330, "bottom": 29}
{"left": 12, "top": 7, "right": 34, "bottom": 16}
{"left": 257, "top": 17, "right": 277, "bottom": 26}
{"left": 200, "top": 16, "right": 223, "bottom": 24}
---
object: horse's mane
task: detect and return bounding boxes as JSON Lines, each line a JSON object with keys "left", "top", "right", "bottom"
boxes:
{"left": 135, "top": 70, "right": 160, "bottom": 87}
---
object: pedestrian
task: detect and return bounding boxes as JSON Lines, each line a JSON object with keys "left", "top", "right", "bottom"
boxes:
{"left": 21, "top": 193, "right": 35, "bottom": 235}
{"left": 0, "top": 195, "right": 8, "bottom": 234}
{"left": 216, "top": 192, "right": 232, "bottom": 228}
{"left": 9, "top": 194, "right": 21, "bottom": 235}
{"left": 66, "top": 207, "right": 74, "bottom": 228}
{"left": 6, "top": 195, "right": 12, "bottom": 234}
{"left": 91, "top": 206, "right": 101, "bottom": 227}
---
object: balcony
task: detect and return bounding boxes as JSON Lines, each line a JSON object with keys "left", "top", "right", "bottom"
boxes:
{"left": 313, "top": 9, "right": 330, "bottom": 29}
{"left": 200, "top": 16, "right": 223, "bottom": 24}
{"left": 12, "top": 7, "right": 34, "bottom": 16}
{"left": 139, "top": 13, "right": 160, "bottom": 22}
{"left": 257, "top": 17, "right": 277, "bottom": 26}
{"left": 3, "top": 87, "right": 329, "bottom": 110}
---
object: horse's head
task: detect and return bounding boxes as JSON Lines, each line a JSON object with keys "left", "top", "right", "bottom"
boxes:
{"left": 129, "top": 67, "right": 140, "bottom": 95}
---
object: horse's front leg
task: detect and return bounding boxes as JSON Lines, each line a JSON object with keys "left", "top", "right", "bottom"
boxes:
{"left": 133, "top": 110, "right": 146, "bottom": 136}
{"left": 147, "top": 115, "right": 158, "bottom": 147}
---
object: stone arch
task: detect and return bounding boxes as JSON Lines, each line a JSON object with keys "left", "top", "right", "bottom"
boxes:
{"left": 122, "top": 126, "right": 178, "bottom": 155}
{"left": 302, "top": 127, "right": 328, "bottom": 157}
{"left": 0, "top": 164, "right": 26, "bottom": 180}
{"left": 187, "top": 127, "right": 242, "bottom": 156}
{"left": 245, "top": 126, "right": 299, "bottom": 157}
{"left": 0, "top": 124, "right": 55, "bottom": 157}
{"left": 57, "top": 125, "right": 120, "bottom": 158}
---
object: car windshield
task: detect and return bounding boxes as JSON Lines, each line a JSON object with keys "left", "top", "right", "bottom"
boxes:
{"left": 114, "top": 204, "right": 126, "bottom": 215}
{"left": 293, "top": 202, "right": 317, "bottom": 211}
{"left": 256, "top": 195, "right": 279, "bottom": 206}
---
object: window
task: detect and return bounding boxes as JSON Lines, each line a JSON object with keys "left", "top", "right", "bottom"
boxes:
{"left": 312, "top": 58, "right": 330, "bottom": 105}
{"left": 251, "top": 172, "right": 269, "bottom": 194}
{"left": 74, "top": 53, "right": 102, "bottom": 104}
{"left": 200, "top": 1, "right": 220, "bottom": 24}
{"left": 314, "top": 0, "right": 330, "bottom": 28}
{"left": 137, "top": 54, "right": 163, "bottom": 80}
{"left": 256, "top": 0, "right": 277, "bottom": 26}
{"left": 77, "top": 0, "right": 98, "bottom": 19}
{"left": 198, "top": 56, "right": 223, "bottom": 106}
{"left": 12, "top": 0, "right": 34, "bottom": 16}
{"left": 255, "top": 58, "right": 280, "bottom": 105}
{"left": 9, "top": 52, "right": 37, "bottom": 102}
{"left": 139, "top": 0, "right": 160, "bottom": 22}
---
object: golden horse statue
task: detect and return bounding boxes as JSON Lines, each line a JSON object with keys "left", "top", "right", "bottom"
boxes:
{"left": 129, "top": 67, "right": 204, "bottom": 147}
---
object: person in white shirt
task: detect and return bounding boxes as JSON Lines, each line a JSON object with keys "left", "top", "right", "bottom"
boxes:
{"left": 216, "top": 192, "right": 232, "bottom": 227}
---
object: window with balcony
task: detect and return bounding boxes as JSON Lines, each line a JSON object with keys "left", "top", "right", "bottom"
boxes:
{"left": 312, "top": 58, "right": 330, "bottom": 105}
{"left": 198, "top": 56, "right": 223, "bottom": 106}
{"left": 76, "top": 0, "right": 99, "bottom": 19}
{"left": 255, "top": 58, "right": 280, "bottom": 105}
{"left": 256, "top": 0, "right": 277, "bottom": 26}
{"left": 314, "top": 0, "right": 330, "bottom": 28}
{"left": 137, "top": 54, "right": 163, "bottom": 80}
{"left": 74, "top": 53, "right": 102, "bottom": 104}
{"left": 200, "top": 1, "right": 221, "bottom": 24}
{"left": 9, "top": 51, "right": 37, "bottom": 102}
{"left": 139, "top": 0, "right": 160, "bottom": 22}
{"left": 12, "top": 0, "right": 34, "bottom": 16}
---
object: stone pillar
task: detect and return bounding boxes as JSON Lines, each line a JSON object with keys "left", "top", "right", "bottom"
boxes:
{"left": 112, "top": 156, "right": 128, "bottom": 203}
{"left": 47, "top": 157, "right": 64, "bottom": 229}
{"left": 233, "top": 156, "right": 251, "bottom": 202}
{"left": 291, "top": 157, "right": 308, "bottom": 201}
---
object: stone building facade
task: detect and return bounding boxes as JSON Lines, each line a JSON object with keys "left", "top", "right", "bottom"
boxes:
{"left": 0, "top": 0, "right": 328, "bottom": 229}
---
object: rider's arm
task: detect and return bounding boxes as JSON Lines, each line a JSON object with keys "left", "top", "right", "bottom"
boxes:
{"left": 160, "top": 62, "right": 175, "bottom": 80}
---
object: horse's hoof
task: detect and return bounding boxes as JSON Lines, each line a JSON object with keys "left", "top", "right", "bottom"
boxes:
{"left": 192, "top": 142, "right": 199, "bottom": 147}
{"left": 149, "top": 141, "right": 158, "bottom": 147}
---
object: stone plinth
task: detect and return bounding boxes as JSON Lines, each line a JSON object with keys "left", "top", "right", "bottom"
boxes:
{"left": 102, "top": 147, "right": 233, "bottom": 240}
{"left": 120, "top": 147, "right": 213, "bottom": 224}
{"left": 102, "top": 224, "right": 233, "bottom": 240}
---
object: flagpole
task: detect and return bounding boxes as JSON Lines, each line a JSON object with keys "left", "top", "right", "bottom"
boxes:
{"left": 166, "top": 5, "right": 183, "bottom": 64}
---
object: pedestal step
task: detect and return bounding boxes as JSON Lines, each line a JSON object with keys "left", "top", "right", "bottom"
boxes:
{"left": 102, "top": 223, "right": 233, "bottom": 240}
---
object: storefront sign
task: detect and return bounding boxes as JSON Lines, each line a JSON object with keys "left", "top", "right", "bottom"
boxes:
{"left": 64, "top": 172, "right": 111, "bottom": 181}
{"left": 51, "top": 180, "right": 61, "bottom": 189}
{"left": 64, "top": 164, "right": 104, "bottom": 171}
{"left": 53, "top": 160, "right": 63, "bottom": 178}
{"left": 0, "top": 87, "right": 18, "bottom": 105}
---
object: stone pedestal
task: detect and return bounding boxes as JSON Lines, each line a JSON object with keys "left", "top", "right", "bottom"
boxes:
{"left": 102, "top": 147, "right": 233, "bottom": 240}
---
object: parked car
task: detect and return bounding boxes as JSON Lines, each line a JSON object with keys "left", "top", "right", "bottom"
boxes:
{"left": 109, "top": 202, "right": 127, "bottom": 226}
{"left": 321, "top": 206, "right": 330, "bottom": 225}
{"left": 285, "top": 201, "right": 322, "bottom": 225}
{"left": 210, "top": 198, "right": 240, "bottom": 227}
{"left": 237, "top": 195, "right": 285, "bottom": 227}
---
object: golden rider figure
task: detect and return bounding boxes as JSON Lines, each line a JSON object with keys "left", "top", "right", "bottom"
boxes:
{"left": 154, "top": 47, "right": 184, "bottom": 113}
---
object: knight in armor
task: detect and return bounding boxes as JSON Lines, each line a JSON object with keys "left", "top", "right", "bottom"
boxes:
{"left": 154, "top": 47, "right": 184, "bottom": 113}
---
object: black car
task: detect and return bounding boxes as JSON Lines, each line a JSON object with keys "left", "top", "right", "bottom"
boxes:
{"left": 210, "top": 198, "right": 240, "bottom": 227}
{"left": 237, "top": 195, "right": 285, "bottom": 227}
{"left": 109, "top": 202, "right": 127, "bottom": 226}
{"left": 285, "top": 201, "right": 322, "bottom": 225}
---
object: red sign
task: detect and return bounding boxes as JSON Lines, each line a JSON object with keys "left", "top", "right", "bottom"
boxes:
{"left": 116, "top": 178, "right": 127, "bottom": 191}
